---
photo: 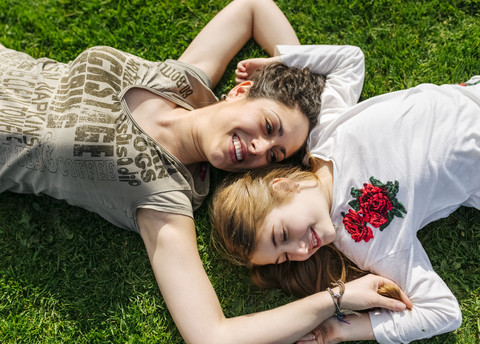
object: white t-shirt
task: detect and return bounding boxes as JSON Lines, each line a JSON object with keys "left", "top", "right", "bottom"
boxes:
{"left": 277, "top": 45, "right": 478, "bottom": 343}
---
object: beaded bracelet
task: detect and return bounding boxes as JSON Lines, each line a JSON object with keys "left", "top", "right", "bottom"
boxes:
{"left": 327, "top": 280, "right": 350, "bottom": 324}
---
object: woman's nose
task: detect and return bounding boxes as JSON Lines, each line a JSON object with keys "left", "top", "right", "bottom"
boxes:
{"left": 249, "top": 137, "right": 270, "bottom": 156}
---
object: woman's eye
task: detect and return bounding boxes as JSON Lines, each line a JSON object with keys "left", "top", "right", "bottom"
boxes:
{"left": 283, "top": 229, "right": 287, "bottom": 241}
{"left": 270, "top": 150, "right": 277, "bottom": 163}
{"left": 265, "top": 119, "right": 273, "bottom": 134}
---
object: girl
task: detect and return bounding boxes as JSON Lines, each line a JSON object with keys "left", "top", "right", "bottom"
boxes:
{"left": 212, "top": 59, "right": 480, "bottom": 342}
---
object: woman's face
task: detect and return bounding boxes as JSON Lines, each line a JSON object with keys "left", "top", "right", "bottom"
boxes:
{"left": 250, "top": 179, "right": 336, "bottom": 265}
{"left": 204, "top": 95, "right": 309, "bottom": 172}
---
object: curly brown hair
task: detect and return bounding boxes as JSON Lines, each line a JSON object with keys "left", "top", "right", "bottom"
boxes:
{"left": 248, "top": 62, "right": 325, "bottom": 133}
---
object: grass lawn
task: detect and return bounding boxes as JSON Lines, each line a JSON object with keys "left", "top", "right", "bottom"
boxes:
{"left": 0, "top": 0, "right": 479, "bottom": 343}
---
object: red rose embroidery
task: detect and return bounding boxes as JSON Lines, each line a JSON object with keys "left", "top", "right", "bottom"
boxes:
{"left": 341, "top": 177, "right": 406, "bottom": 243}
{"left": 343, "top": 209, "right": 373, "bottom": 242}
{"left": 359, "top": 184, "right": 393, "bottom": 228}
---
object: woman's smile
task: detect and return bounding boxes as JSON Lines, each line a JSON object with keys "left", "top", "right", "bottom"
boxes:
{"left": 232, "top": 134, "right": 244, "bottom": 162}
{"left": 204, "top": 97, "right": 308, "bottom": 172}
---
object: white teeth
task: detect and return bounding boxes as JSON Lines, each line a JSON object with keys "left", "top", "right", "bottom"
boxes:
{"left": 233, "top": 135, "right": 243, "bottom": 161}
{"left": 312, "top": 229, "right": 318, "bottom": 247}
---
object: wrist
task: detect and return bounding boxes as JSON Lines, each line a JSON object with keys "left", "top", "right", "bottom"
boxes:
{"left": 327, "top": 280, "right": 350, "bottom": 324}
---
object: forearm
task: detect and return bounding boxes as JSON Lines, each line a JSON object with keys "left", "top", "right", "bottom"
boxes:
{"left": 367, "top": 249, "right": 462, "bottom": 342}
{"left": 249, "top": 0, "right": 299, "bottom": 55}
{"left": 217, "top": 292, "right": 337, "bottom": 344}
{"left": 334, "top": 314, "right": 375, "bottom": 342}
{"left": 139, "top": 210, "right": 337, "bottom": 344}
{"left": 158, "top": 249, "right": 339, "bottom": 344}
{"left": 179, "top": 0, "right": 298, "bottom": 87}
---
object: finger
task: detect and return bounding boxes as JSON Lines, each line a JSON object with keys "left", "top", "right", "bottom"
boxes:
{"left": 380, "top": 295, "right": 409, "bottom": 311}
{"left": 235, "top": 76, "right": 247, "bottom": 84}
{"left": 297, "top": 333, "right": 316, "bottom": 341}
{"left": 396, "top": 288, "right": 413, "bottom": 310}
{"left": 236, "top": 61, "right": 246, "bottom": 72}
{"left": 235, "top": 70, "right": 248, "bottom": 79}
{"left": 377, "top": 277, "right": 413, "bottom": 310}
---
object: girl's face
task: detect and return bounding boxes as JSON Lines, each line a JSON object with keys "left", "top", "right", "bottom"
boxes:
{"left": 202, "top": 83, "right": 309, "bottom": 172}
{"left": 250, "top": 178, "right": 336, "bottom": 265}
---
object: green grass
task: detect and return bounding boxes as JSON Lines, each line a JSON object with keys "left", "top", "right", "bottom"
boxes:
{"left": 0, "top": 0, "right": 479, "bottom": 342}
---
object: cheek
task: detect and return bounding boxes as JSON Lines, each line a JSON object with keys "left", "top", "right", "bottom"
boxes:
{"left": 289, "top": 218, "right": 309, "bottom": 238}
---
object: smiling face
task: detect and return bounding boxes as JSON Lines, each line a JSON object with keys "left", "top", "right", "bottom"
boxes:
{"left": 250, "top": 178, "right": 336, "bottom": 266}
{"left": 204, "top": 94, "right": 309, "bottom": 172}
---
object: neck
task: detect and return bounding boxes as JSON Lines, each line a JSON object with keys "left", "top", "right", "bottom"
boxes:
{"left": 314, "top": 159, "right": 334, "bottom": 210}
{"left": 159, "top": 107, "right": 208, "bottom": 166}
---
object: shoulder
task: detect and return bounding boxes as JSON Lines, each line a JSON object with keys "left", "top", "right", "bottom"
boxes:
{"left": 136, "top": 208, "right": 197, "bottom": 253}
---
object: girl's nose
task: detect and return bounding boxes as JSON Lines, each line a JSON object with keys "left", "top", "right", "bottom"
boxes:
{"left": 287, "top": 241, "right": 310, "bottom": 261}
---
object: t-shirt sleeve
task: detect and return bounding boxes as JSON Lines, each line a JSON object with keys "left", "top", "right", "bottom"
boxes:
{"left": 275, "top": 45, "right": 365, "bottom": 118}
{"left": 368, "top": 240, "right": 462, "bottom": 343}
{"left": 132, "top": 190, "right": 194, "bottom": 232}
{"left": 136, "top": 58, "right": 218, "bottom": 111}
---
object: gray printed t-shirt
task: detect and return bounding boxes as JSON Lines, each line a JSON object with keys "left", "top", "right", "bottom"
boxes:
{"left": 0, "top": 46, "right": 217, "bottom": 232}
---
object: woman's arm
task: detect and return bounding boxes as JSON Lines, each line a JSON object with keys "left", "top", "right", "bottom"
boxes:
{"left": 137, "top": 208, "right": 409, "bottom": 344}
{"left": 178, "top": 0, "right": 299, "bottom": 88}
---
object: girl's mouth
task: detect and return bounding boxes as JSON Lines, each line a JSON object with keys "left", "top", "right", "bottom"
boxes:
{"left": 311, "top": 228, "right": 321, "bottom": 249}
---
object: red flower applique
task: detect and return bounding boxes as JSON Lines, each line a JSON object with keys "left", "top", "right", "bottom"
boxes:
{"left": 343, "top": 209, "right": 373, "bottom": 242}
{"left": 341, "top": 177, "right": 406, "bottom": 242}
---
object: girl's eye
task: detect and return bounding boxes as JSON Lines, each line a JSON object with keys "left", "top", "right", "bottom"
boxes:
{"left": 265, "top": 119, "right": 273, "bottom": 134}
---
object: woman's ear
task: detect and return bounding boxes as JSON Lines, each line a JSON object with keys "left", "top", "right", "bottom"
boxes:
{"left": 271, "top": 178, "right": 299, "bottom": 194}
{"left": 226, "top": 80, "right": 253, "bottom": 99}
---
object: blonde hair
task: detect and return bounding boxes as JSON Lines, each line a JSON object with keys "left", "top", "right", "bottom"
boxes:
{"left": 211, "top": 160, "right": 406, "bottom": 300}
{"left": 210, "top": 165, "right": 316, "bottom": 267}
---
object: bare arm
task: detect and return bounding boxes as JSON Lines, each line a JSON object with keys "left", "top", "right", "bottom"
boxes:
{"left": 296, "top": 314, "right": 375, "bottom": 344}
{"left": 179, "top": 0, "right": 299, "bottom": 87}
{"left": 138, "top": 208, "right": 409, "bottom": 344}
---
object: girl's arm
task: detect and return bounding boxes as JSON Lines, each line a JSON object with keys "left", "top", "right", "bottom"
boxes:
{"left": 312, "top": 245, "right": 461, "bottom": 343}
{"left": 235, "top": 45, "right": 365, "bottom": 113}
{"left": 137, "top": 208, "right": 409, "bottom": 344}
{"left": 178, "top": 0, "right": 299, "bottom": 88}
{"left": 367, "top": 243, "right": 462, "bottom": 343}
{"left": 296, "top": 314, "right": 375, "bottom": 344}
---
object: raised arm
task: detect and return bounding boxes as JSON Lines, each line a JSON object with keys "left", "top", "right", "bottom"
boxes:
{"left": 178, "top": 0, "right": 299, "bottom": 87}
{"left": 137, "top": 208, "right": 409, "bottom": 344}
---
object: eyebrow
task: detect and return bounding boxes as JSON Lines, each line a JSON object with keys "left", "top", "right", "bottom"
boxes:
{"left": 273, "top": 111, "right": 284, "bottom": 137}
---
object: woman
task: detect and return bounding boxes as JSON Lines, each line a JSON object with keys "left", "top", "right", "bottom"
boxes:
{"left": 0, "top": 0, "right": 409, "bottom": 343}
{"left": 212, "top": 52, "right": 479, "bottom": 341}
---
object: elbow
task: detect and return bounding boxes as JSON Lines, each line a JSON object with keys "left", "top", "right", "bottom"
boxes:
{"left": 344, "top": 45, "right": 364, "bottom": 60}
{"left": 429, "top": 296, "right": 463, "bottom": 335}
{"left": 446, "top": 302, "right": 462, "bottom": 331}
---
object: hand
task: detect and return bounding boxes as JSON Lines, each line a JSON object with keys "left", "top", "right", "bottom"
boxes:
{"left": 341, "top": 274, "right": 413, "bottom": 312}
{"left": 295, "top": 317, "right": 342, "bottom": 344}
{"left": 235, "top": 57, "right": 279, "bottom": 83}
